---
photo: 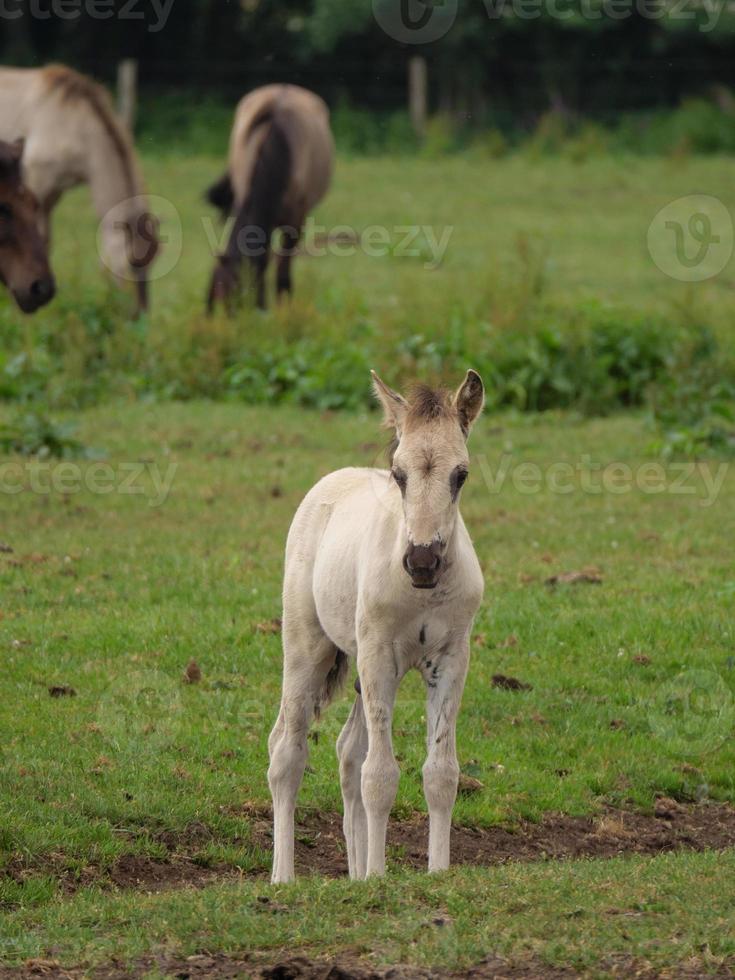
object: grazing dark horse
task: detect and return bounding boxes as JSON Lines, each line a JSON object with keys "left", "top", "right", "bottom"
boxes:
{"left": 0, "top": 139, "right": 55, "bottom": 313}
{"left": 206, "top": 84, "right": 334, "bottom": 312}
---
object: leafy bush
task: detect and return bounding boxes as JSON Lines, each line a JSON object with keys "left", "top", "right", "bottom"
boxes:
{"left": 224, "top": 338, "right": 373, "bottom": 411}
{"left": 137, "top": 89, "right": 232, "bottom": 156}
{"left": 330, "top": 102, "right": 418, "bottom": 156}
{"left": 393, "top": 303, "right": 677, "bottom": 416}
{"left": 2, "top": 266, "right": 734, "bottom": 459}
{"left": 131, "top": 89, "right": 735, "bottom": 159}
{"left": 649, "top": 357, "right": 735, "bottom": 457}
{"left": 0, "top": 413, "right": 96, "bottom": 459}
{"left": 615, "top": 99, "right": 735, "bottom": 157}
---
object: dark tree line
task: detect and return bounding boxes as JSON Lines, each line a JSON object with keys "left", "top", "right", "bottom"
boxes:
{"left": 2, "top": 0, "right": 735, "bottom": 118}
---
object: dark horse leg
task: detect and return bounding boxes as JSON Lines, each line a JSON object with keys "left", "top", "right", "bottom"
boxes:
{"left": 208, "top": 116, "right": 291, "bottom": 314}
{"left": 276, "top": 227, "right": 301, "bottom": 300}
{"left": 252, "top": 241, "right": 271, "bottom": 310}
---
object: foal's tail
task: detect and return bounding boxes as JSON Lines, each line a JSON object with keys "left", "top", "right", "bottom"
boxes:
{"left": 315, "top": 648, "right": 349, "bottom": 719}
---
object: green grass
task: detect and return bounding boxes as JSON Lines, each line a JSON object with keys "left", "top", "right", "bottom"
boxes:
{"left": 40, "top": 152, "right": 735, "bottom": 311}
{"left": 2, "top": 151, "right": 735, "bottom": 974}
{"left": 2, "top": 154, "right": 735, "bottom": 418}
{"left": 3, "top": 851, "right": 735, "bottom": 973}
{"left": 1, "top": 401, "right": 734, "bottom": 972}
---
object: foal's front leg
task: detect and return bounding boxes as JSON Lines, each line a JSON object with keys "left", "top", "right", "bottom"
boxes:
{"left": 358, "top": 643, "right": 402, "bottom": 877}
{"left": 421, "top": 638, "right": 470, "bottom": 872}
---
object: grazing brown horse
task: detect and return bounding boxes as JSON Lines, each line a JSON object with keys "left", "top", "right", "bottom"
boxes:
{"left": 206, "top": 84, "right": 334, "bottom": 311}
{"left": 0, "top": 139, "right": 55, "bottom": 313}
{"left": 0, "top": 64, "right": 158, "bottom": 314}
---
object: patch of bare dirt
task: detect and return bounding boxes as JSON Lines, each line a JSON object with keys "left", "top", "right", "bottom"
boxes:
{"left": 2, "top": 952, "right": 735, "bottom": 979}
{"left": 107, "top": 854, "right": 232, "bottom": 892}
{"left": 244, "top": 800, "right": 735, "bottom": 879}
{"left": 2, "top": 853, "right": 235, "bottom": 900}
{"left": 545, "top": 569, "right": 603, "bottom": 587}
{"left": 4, "top": 800, "right": 735, "bottom": 900}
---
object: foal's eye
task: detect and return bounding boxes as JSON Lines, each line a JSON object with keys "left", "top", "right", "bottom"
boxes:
{"left": 450, "top": 467, "right": 468, "bottom": 498}
{"left": 391, "top": 468, "right": 407, "bottom": 493}
{"left": 0, "top": 203, "right": 12, "bottom": 221}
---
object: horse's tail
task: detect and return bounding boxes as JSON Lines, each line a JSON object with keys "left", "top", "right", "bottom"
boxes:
{"left": 239, "top": 111, "right": 292, "bottom": 240}
{"left": 206, "top": 172, "right": 234, "bottom": 215}
{"left": 314, "top": 648, "right": 349, "bottom": 719}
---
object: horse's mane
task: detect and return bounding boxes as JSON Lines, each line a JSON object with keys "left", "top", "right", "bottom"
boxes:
{"left": 406, "top": 384, "right": 453, "bottom": 423}
{"left": 42, "top": 64, "right": 138, "bottom": 196}
{"left": 385, "top": 385, "right": 454, "bottom": 465}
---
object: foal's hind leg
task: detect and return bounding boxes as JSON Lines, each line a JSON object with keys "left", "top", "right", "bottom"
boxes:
{"left": 336, "top": 687, "right": 368, "bottom": 879}
{"left": 268, "top": 631, "right": 339, "bottom": 884}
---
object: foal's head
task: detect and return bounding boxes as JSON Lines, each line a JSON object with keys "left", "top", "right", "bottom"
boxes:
{"left": 0, "top": 139, "right": 55, "bottom": 314}
{"left": 372, "top": 370, "right": 484, "bottom": 590}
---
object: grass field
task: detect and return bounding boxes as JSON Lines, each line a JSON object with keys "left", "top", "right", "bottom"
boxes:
{"left": 1, "top": 402, "right": 734, "bottom": 975}
{"left": 1, "top": 153, "right": 735, "bottom": 977}
{"left": 3, "top": 153, "right": 735, "bottom": 417}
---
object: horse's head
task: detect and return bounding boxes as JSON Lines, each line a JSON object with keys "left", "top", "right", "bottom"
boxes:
{"left": 206, "top": 254, "right": 241, "bottom": 314}
{"left": 101, "top": 204, "right": 159, "bottom": 315}
{"left": 0, "top": 139, "right": 55, "bottom": 314}
{"left": 373, "top": 369, "right": 484, "bottom": 590}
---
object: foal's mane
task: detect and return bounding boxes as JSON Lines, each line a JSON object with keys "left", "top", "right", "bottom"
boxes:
{"left": 385, "top": 384, "right": 454, "bottom": 465}
{"left": 407, "top": 384, "right": 453, "bottom": 424}
{"left": 43, "top": 65, "right": 138, "bottom": 196}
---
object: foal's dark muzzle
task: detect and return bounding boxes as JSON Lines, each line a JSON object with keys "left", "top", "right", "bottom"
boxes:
{"left": 403, "top": 541, "right": 443, "bottom": 589}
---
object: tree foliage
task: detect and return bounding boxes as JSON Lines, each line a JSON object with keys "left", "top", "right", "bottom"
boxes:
{"left": 1, "top": 0, "right": 734, "bottom": 118}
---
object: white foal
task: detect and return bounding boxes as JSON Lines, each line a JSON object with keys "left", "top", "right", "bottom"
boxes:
{"left": 268, "top": 370, "right": 485, "bottom": 882}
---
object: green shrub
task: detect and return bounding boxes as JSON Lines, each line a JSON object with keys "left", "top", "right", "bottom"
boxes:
{"left": 331, "top": 102, "right": 418, "bottom": 155}
{"left": 126, "top": 90, "right": 735, "bottom": 160}
{"left": 0, "top": 412, "right": 97, "bottom": 459}
{"left": 136, "top": 89, "right": 232, "bottom": 156}
{"left": 420, "top": 115, "right": 460, "bottom": 159}
{"left": 615, "top": 98, "right": 735, "bottom": 156}
{"left": 649, "top": 351, "right": 735, "bottom": 457}
{"left": 224, "top": 338, "right": 373, "bottom": 411}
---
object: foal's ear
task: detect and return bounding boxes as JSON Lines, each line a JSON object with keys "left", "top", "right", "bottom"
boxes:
{"left": 371, "top": 370, "right": 408, "bottom": 431}
{"left": 453, "top": 369, "right": 484, "bottom": 436}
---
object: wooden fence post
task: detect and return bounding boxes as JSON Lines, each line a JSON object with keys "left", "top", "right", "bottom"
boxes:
{"left": 117, "top": 59, "right": 138, "bottom": 132}
{"left": 408, "top": 56, "right": 428, "bottom": 141}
